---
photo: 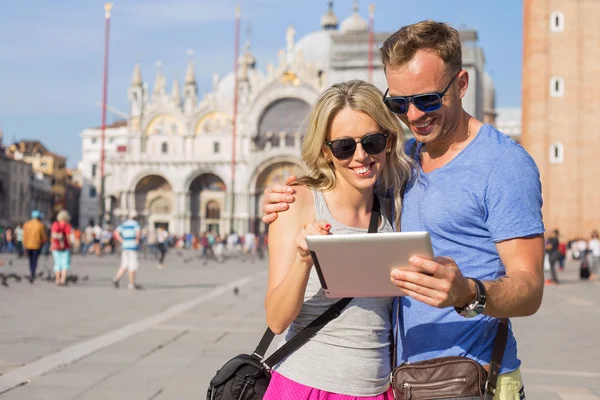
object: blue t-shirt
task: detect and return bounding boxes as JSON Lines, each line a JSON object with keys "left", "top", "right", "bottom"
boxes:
{"left": 394, "top": 124, "right": 545, "bottom": 374}
{"left": 117, "top": 220, "right": 141, "bottom": 251}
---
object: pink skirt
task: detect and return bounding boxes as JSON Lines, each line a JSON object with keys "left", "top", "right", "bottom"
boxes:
{"left": 263, "top": 371, "right": 394, "bottom": 400}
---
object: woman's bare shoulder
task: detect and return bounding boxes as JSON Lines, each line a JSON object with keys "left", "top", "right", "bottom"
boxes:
{"left": 271, "top": 184, "right": 315, "bottom": 228}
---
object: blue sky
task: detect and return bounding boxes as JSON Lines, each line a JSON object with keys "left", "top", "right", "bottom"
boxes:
{"left": 0, "top": 0, "right": 523, "bottom": 168}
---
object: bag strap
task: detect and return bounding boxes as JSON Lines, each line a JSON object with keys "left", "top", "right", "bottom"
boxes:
{"left": 485, "top": 317, "right": 509, "bottom": 398}
{"left": 391, "top": 140, "right": 419, "bottom": 369}
{"left": 394, "top": 301, "right": 509, "bottom": 399}
{"left": 253, "top": 194, "right": 381, "bottom": 368}
{"left": 399, "top": 140, "right": 419, "bottom": 200}
{"left": 262, "top": 297, "right": 353, "bottom": 367}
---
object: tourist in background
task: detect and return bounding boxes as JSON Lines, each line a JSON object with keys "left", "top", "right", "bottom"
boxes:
{"left": 51, "top": 210, "right": 72, "bottom": 286}
{"left": 112, "top": 215, "right": 142, "bottom": 290}
{"left": 156, "top": 226, "right": 169, "bottom": 269}
{"left": 15, "top": 223, "right": 24, "bottom": 257}
{"left": 588, "top": 230, "right": 599, "bottom": 281}
{"left": 23, "top": 211, "right": 47, "bottom": 283}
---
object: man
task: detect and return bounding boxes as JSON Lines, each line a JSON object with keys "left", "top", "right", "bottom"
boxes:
{"left": 588, "top": 230, "right": 600, "bottom": 281}
{"left": 242, "top": 230, "right": 257, "bottom": 263}
{"left": 226, "top": 231, "right": 240, "bottom": 254}
{"left": 83, "top": 219, "right": 94, "bottom": 255}
{"left": 22, "top": 210, "right": 48, "bottom": 283}
{"left": 14, "top": 223, "right": 24, "bottom": 257}
{"left": 92, "top": 221, "right": 103, "bottom": 256}
{"left": 545, "top": 229, "right": 561, "bottom": 284}
{"left": 112, "top": 215, "right": 141, "bottom": 290}
{"left": 261, "top": 20, "right": 544, "bottom": 398}
{"left": 156, "top": 226, "right": 169, "bottom": 269}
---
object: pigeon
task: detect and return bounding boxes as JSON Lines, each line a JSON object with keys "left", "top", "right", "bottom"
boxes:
{"left": 233, "top": 287, "right": 239, "bottom": 296}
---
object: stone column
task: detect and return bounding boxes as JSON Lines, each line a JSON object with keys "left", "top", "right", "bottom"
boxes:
{"left": 103, "top": 196, "right": 112, "bottom": 226}
{"left": 128, "top": 191, "right": 135, "bottom": 215}
{"left": 184, "top": 192, "right": 191, "bottom": 233}
{"left": 171, "top": 191, "right": 189, "bottom": 235}
{"left": 248, "top": 192, "right": 257, "bottom": 233}
{"left": 279, "top": 131, "right": 286, "bottom": 148}
{"left": 185, "top": 135, "right": 194, "bottom": 160}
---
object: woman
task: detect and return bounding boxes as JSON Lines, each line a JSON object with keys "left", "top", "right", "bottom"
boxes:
{"left": 51, "top": 210, "right": 72, "bottom": 286}
{"left": 264, "top": 80, "right": 412, "bottom": 400}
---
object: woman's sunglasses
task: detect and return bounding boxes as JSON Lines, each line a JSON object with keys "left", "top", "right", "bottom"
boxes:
{"left": 382, "top": 74, "right": 457, "bottom": 115}
{"left": 325, "top": 132, "right": 389, "bottom": 160}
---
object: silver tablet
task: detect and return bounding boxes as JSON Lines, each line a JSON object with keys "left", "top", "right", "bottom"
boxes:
{"left": 306, "top": 231, "right": 434, "bottom": 298}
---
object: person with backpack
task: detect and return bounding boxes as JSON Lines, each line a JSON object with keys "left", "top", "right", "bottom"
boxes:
{"left": 545, "top": 229, "right": 561, "bottom": 285}
{"left": 586, "top": 231, "right": 599, "bottom": 281}
{"left": 51, "top": 210, "right": 72, "bottom": 286}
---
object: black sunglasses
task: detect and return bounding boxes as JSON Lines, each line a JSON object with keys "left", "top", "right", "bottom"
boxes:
{"left": 325, "top": 132, "right": 389, "bottom": 160}
{"left": 382, "top": 74, "right": 458, "bottom": 115}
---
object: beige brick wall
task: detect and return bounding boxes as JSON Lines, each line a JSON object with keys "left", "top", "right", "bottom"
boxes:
{"left": 522, "top": 0, "right": 600, "bottom": 241}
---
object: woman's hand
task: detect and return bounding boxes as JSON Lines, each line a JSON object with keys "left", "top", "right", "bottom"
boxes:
{"left": 295, "top": 220, "right": 332, "bottom": 265}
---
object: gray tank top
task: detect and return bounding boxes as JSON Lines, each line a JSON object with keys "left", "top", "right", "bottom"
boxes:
{"left": 273, "top": 189, "right": 395, "bottom": 396}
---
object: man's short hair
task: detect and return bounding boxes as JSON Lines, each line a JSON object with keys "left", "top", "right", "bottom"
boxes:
{"left": 380, "top": 20, "right": 462, "bottom": 73}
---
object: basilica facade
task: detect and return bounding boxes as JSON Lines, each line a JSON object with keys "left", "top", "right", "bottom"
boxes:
{"left": 79, "top": 3, "right": 496, "bottom": 236}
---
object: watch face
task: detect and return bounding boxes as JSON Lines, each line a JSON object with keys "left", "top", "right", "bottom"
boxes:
{"left": 460, "top": 302, "right": 484, "bottom": 318}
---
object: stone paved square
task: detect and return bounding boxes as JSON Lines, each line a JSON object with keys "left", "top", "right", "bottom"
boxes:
{"left": 0, "top": 251, "right": 599, "bottom": 399}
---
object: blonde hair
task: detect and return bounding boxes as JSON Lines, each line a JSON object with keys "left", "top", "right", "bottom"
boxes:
{"left": 296, "top": 80, "right": 413, "bottom": 225}
{"left": 57, "top": 210, "right": 71, "bottom": 222}
{"left": 380, "top": 20, "right": 462, "bottom": 73}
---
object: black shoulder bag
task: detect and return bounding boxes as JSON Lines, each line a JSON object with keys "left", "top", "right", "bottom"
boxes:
{"left": 206, "top": 196, "right": 381, "bottom": 400}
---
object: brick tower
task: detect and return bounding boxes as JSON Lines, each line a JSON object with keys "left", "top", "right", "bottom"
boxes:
{"left": 522, "top": 0, "right": 600, "bottom": 240}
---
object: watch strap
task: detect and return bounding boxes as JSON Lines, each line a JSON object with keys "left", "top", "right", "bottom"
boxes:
{"left": 454, "top": 278, "right": 486, "bottom": 316}
{"left": 472, "top": 278, "right": 486, "bottom": 306}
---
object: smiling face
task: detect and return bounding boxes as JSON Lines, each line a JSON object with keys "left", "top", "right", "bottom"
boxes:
{"left": 323, "top": 106, "right": 389, "bottom": 193}
{"left": 385, "top": 49, "right": 468, "bottom": 146}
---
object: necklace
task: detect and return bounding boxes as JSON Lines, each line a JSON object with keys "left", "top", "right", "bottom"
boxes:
{"left": 467, "top": 117, "right": 472, "bottom": 138}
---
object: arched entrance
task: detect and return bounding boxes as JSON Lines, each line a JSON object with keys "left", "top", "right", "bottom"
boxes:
{"left": 189, "top": 174, "right": 226, "bottom": 235}
{"left": 134, "top": 175, "right": 173, "bottom": 231}
{"left": 255, "top": 98, "right": 310, "bottom": 149}
{"left": 107, "top": 195, "right": 118, "bottom": 227}
{"left": 253, "top": 162, "right": 302, "bottom": 233}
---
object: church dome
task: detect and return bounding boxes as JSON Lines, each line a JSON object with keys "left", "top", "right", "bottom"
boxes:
{"left": 216, "top": 72, "right": 235, "bottom": 101}
{"left": 340, "top": 4, "right": 368, "bottom": 34}
{"left": 295, "top": 30, "right": 332, "bottom": 71}
{"left": 320, "top": 1, "right": 338, "bottom": 30}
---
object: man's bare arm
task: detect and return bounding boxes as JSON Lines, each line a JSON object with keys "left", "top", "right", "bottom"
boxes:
{"left": 482, "top": 235, "right": 545, "bottom": 317}
{"left": 390, "top": 235, "right": 545, "bottom": 318}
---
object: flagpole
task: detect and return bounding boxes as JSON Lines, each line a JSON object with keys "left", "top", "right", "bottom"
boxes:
{"left": 368, "top": 4, "right": 375, "bottom": 84}
{"left": 230, "top": 4, "right": 240, "bottom": 233}
{"left": 99, "top": 3, "right": 112, "bottom": 226}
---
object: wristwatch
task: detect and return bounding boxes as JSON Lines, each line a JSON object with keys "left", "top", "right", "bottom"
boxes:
{"left": 454, "top": 278, "right": 486, "bottom": 318}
